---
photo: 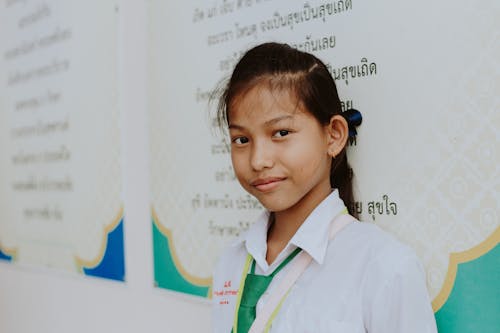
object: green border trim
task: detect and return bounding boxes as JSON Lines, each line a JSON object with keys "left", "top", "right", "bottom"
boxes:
{"left": 152, "top": 215, "right": 211, "bottom": 298}
{"left": 435, "top": 242, "right": 500, "bottom": 332}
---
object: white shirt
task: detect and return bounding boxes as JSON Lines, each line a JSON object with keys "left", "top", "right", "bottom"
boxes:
{"left": 212, "top": 191, "right": 437, "bottom": 333}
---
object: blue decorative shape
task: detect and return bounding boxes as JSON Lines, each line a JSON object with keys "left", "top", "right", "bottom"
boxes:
{"left": 0, "top": 248, "right": 13, "bottom": 261}
{"left": 83, "top": 218, "right": 125, "bottom": 281}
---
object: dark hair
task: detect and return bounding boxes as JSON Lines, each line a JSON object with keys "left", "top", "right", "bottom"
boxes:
{"left": 217, "top": 42, "right": 358, "bottom": 218}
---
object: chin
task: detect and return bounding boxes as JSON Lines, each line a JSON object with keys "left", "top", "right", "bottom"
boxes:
{"left": 255, "top": 196, "right": 293, "bottom": 213}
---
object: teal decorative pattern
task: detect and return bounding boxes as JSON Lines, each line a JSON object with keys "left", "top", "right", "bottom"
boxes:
{"left": 153, "top": 218, "right": 210, "bottom": 297}
{"left": 435, "top": 243, "right": 500, "bottom": 332}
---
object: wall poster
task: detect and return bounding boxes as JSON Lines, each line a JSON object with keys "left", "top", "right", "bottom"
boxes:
{"left": 149, "top": 0, "right": 498, "bottom": 330}
{"left": 0, "top": 0, "right": 125, "bottom": 281}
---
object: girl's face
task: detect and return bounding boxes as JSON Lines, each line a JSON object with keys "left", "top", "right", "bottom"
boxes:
{"left": 228, "top": 84, "right": 335, "bottom": 216}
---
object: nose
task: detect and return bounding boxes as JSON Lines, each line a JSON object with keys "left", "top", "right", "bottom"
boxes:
{"left": 250, "top": 139, "right": 274, "bottom": 171}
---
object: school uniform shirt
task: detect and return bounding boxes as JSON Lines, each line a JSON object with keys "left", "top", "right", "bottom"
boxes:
{"left": 212, "top": 190, "right": 438, "bottom": 333}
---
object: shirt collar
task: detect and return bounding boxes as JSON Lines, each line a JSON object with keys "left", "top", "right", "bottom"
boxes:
{"left": 290, "top": 190, "right": 346, "bottom": 264}
{"left": 239, "top": 190, "right": 346, "bottom": 267}
{"left": 242, "top": 210, "right": 271, "bottom": 271}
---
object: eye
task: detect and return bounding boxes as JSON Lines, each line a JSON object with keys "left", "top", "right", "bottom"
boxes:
{"left": 273, "top": 130, "right": 290, "bottom": 138}
{"left": 232, "top": 136, "right": 249, "bottom": 145}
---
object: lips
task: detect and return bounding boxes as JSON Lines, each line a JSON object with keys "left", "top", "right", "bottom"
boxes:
{"left": 250, "top": 177, "right": 286, "bottom": 192}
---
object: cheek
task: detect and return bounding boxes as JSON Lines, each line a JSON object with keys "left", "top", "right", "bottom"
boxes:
{"left": 231, "top": 151, "right": 248, "bottom": 182}
{"left": 287, "top": 140, "right": 326, "bottom": 165}
{"left": 288, "top": 145, "right": 329, "bottom": 177}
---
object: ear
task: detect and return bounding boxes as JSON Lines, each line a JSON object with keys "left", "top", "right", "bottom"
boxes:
{"left": 325, "top": 114, "right": 349, "bottom": 158}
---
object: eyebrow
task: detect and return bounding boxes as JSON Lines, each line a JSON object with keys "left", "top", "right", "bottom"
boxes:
{"left": 228, "top": 115, "right": 294, "bottom": 130}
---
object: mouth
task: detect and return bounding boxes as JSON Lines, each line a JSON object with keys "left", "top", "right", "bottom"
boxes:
{"left": 250, "top": 177, "right": 286, "bottom": 192}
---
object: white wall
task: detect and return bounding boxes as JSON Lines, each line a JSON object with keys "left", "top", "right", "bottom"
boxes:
{"left": 1, "top": 0, "right": 498, "bottom": 332}
{"left": 0, "top": 1, "right": 211, "bottom": 332}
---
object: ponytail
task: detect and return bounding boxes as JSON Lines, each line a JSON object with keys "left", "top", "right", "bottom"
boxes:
{"left": 330, "top": 149, "right": 357, "bottom": 219}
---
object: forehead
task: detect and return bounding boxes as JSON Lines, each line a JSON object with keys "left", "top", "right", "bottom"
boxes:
{"left": 229, "top": 84, "right": 302, "bottom": 122}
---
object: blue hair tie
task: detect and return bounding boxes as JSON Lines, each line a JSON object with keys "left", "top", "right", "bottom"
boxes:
{"left": 342, "top": 109, "right": 362, "bottom": 138}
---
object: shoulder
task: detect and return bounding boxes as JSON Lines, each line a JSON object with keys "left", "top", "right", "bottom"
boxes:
{"left": 212, "top": 241, "right": 248, "bottom": 333}
{"left": 213, "top": 239, "right": 246, "bottom": 281}
{"left": 336, "top": 221, "right": 429, "bottom": 297}
{"left": 212, "top": 230, "right": 252, "bottom": 296}
{"left": 328, "top": 221, "right": 425, "bottom": 284}
{"left": 339, "top": 223, "right": 437, "bottom": 332}
{"left": 337, "top": 221, "right": 417, "bottom": 262}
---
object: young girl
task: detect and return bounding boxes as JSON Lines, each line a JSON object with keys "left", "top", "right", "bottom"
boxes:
{"left": 212, "top": 43, "right": 437, "bottom": 333}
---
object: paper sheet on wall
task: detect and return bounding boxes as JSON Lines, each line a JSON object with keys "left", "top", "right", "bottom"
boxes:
{"left": 0, "top": 0, "right": 124, "bottom": 281}
{"left": 149, "top": 1, "right": 499, "bottom": 324}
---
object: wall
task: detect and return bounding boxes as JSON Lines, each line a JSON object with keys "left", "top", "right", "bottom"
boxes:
{"left": 0, "top": 1, "right": 211, "bottom": 332}
{"left": 0, "top": 0, "right": 498, "bottom": 332}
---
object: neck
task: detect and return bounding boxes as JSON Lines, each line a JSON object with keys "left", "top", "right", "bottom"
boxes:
{"left": 265, "top": 209, "right": 307, "bottom": 265}
{"left": 265, "top": 188, "right": 332, "bottom": 264}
